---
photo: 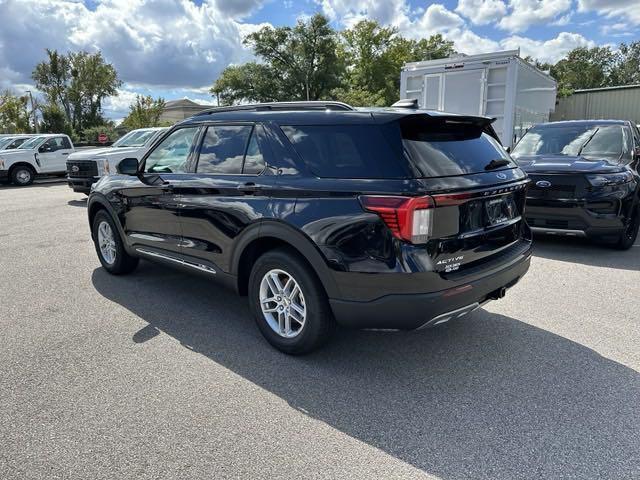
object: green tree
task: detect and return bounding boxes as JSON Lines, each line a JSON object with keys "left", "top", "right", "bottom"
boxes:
{"left": 32, "top": 49, "right": 121, "bottom": 132}
{"left": 610, "top": 41, "right": 640, "bottom": 86}
{"left": 336, "top": 21, "right": 454, "bottom": 105}
{"left": 0, "top": 90, "right": 31, "bottom": 133}
{"left": 550, "top": 47, "right": 617, "bottom": 96}
{"left": 212, "top": 63, "right": 282, "bottom": 105}
{"left": 121, "top": 95, "right": 166, "bottom": 129}
{"left": 39, "top": 103, "right": 72, "bottom": 135}
{"left": 211, "top": 14, "right": 342, "bottom": 103}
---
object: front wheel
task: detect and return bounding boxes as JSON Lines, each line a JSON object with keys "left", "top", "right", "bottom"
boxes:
{"left": 615, "top": 207, "right": 639, "bottom": 250}
{"left": 248, "top": 248, "right": 335, "bottom": 354}
{"left": 11, "top": 166, "right": 35, "bottom": 186}
{"left": 92, "top": 210, "right": 139, "bottom": 274}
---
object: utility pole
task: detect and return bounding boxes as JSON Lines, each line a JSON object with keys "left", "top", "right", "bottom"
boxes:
{"left": 25, "top": 90, "right": 39, "bottom": 133}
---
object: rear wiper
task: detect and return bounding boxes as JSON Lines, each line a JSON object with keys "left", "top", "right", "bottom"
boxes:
{"left": 484, "top": 159, "right": 511, "bottom": 170}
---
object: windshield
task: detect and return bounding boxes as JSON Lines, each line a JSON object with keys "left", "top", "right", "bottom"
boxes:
{"left": 113, "top": 130, "right": 160, "bottom": 148}
{"left": 512, "top": 125, "right": 629, "bottom": 161}
{"left": 19, "top": 136, "right": 45, "bottom": 149}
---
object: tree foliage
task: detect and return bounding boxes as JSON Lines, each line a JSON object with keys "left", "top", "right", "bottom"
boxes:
{"left": 121, "top": 95, "right": 166, "bottom": 130}
{"left": 212, "top": 14, "right": 343, "bottom": 103}
{"left": 211, "top": 16, "right": 454, "bottom": 107}
{"left": 0, "top": 90, "right": 31, "bottom": 133}
{"left": 32, "top": 49, "right": 121, "bottom": 132}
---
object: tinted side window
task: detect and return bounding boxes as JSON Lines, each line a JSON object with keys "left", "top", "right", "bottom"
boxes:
{"left": 197, "top": 125, "right": 251, "bottom": 174}
{"left": 281, "top": 125, "right": 406, "bottom": 178}
{"left": 145, "top": 127, "right": 198, "bottom": 173}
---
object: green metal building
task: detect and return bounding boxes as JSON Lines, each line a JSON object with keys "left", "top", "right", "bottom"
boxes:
{"left": 551, "top": 84, "right": 640, "bottom": 124}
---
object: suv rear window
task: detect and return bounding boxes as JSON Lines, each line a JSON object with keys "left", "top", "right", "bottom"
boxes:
{"left": 391, "top": 116, "right": 514, "bottom": 178}
{"left": 281, "top": 125, "right": 407, "bottom": 178}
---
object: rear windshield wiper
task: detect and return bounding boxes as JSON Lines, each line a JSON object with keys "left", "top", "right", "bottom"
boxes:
{"left": 484, "top": 159, "right": 511, "bottom": 170}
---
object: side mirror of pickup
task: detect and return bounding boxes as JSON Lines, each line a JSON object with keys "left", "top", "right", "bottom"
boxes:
{"left": 117, "top": 157, "right": 139, "bottom": 175}
{"left": 504, "top": 146, "right": 511, "bottom": 154}
{"left": 39, "top": 144, "right": 52, "bottom": 153}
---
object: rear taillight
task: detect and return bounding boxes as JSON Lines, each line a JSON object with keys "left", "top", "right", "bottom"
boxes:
{"left": 359, "top": 195, "right": 434, "bottom": 244}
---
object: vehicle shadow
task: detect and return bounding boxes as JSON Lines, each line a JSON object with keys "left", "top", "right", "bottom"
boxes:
{"left": 532, "top": 234, "right": 640, "bottom": 271}
{"left": 67, "top": 198, "right": 88, "bottom": 207}
{"left": 91, "top": 263, "right": 639, "bottom": 479}
{"left": 0, "top": 178, "right": 66, "bottom": 190}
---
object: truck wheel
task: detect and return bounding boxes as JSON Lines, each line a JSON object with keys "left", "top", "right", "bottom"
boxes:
{"left": 248, "top": 248, "right": 335, "bottom": 354}
{"left": 11, "top": 166, "right": 35, "bottom": 186}
{"left": 92, "top": 210, "right": 139, "bottom": 274}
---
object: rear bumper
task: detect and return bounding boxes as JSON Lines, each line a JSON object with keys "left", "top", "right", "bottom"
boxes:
{"left": 329, "top": 248, "right": 531, "bottom": 330}
{"left": 67, "top": 176, "right": 99, "bottom": 193}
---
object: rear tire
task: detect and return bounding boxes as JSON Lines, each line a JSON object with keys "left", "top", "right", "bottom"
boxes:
{"left": 615, "top": 207, "right": 639, "bottom": 250}
{"left": 248, "top": 248, "right": 335, "bottom": 354}
{"left": 11, "top": 166, "right": 35, "bottom": 186}
{"left": 92, "top": 210, "right": 139, "bottom": 274}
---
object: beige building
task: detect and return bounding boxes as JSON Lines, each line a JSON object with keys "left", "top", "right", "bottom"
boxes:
{"left": 159, "top": 99, "right": 210, "bottom": 124}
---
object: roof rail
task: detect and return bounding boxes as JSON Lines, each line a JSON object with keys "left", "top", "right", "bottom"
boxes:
{"left": 195, "top": 101, "right": 355, "bottom": 116}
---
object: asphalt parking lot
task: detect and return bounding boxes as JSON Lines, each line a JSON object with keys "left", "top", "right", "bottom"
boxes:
{"left": 0, "top": 181, "right": 638, "bottom": 480}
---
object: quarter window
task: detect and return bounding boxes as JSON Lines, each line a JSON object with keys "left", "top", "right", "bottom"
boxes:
{"left": 145, "top": 127, "right": 198, "bottom": 173}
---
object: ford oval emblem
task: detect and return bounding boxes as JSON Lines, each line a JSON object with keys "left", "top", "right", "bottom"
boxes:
{"left": 536, "top": 180, "right": 552, "bottom": 188}
{"left": 496, "top": 173, "right": 507, "bottom": 180}
{"left": 71, "top": 165, "right": 80, "bottom": 173}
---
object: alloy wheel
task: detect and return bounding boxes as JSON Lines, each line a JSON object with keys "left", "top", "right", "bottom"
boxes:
{"left": 259, "top": 268, "right": 306, "bottom": 338}
{"left": 97, "top": 221, "right": 117, "bottom": 265}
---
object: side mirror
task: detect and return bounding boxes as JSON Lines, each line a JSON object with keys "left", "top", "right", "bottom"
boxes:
{"left": 117, "top": 157, "right": 139, "bottom": 175}
{"left": 39, "top": 144, "right": 52, "bottom": 153}
{"left": 505, "top": 146, "right": 512, "bottom": 154}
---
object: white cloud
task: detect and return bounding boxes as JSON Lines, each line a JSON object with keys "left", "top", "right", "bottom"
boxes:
{"left": 320, "top": 0, "right": 409, "bottom": 27}
{"left": 498, "top": 0, "right": 573, "bottom": 32}
{"left": 456, "top": 0, "right": 507, "bottom": 25}
{"left": 578, "top": 0, "right": 640, "bottom": 24}
{"left": 500, "top": 32, "right": 596, "bottom": 63}
{"left": 0, "top": 0, "right": 266, "bottom": 93}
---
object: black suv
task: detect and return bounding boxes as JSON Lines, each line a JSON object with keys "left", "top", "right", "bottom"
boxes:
{"left": 512, "top": 120, "right": 640, "bottom": 249}
{"left": 87, "top": 101, "right": 532, "bottom": 354}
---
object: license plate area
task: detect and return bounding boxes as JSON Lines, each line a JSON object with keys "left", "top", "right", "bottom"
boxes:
{"left": 485, "top": 194, "right": 518, "bottom": 227}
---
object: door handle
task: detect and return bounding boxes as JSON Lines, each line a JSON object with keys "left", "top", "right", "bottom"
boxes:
{"left": 61, "top": 153, "right": 69, "bottom": 156}
{"left": 237, "top": 182, "right": 259, "bottom": 194}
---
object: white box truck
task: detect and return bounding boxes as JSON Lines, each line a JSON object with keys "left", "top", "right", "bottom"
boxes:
{"left": 400, "top": 50, "right": 557, "bottom": 147}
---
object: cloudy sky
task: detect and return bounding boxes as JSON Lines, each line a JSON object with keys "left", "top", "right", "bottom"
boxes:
{"left": 0, "top": 0, "right": 638, "bottom": 120}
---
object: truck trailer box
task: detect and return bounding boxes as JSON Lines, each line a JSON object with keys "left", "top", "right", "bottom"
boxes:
{"left": 400, "top": 50, "right": 557, "bottom": 147}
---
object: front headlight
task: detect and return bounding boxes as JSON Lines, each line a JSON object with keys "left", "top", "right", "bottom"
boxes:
{"left": 95, "top": 159, "right": 109, "bottom": 176}
{"left": 586, "top": 171, "right": 633, "bottom": 187}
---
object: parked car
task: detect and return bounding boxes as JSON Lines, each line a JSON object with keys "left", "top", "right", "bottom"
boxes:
{"left": 0, "top": 134, "right": 74, "bottom": 186}
{"left": 0, "top": 135, "right": 36, "bottom": 151}
{"left": 512, "top": 120, "right": 640, "bottom": 249}
{"left": 87, "top": 101, "right": 532, "bottom": 354}
{"left": 66, "top": 127, "right": 167, "bottom": 194}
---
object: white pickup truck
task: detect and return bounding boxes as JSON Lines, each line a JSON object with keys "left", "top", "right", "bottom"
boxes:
{"left": 0, "top": 134, "right": 75, "bottom": 186}
{"left": 66, "top": 127, "right": 167, "bottom": 194}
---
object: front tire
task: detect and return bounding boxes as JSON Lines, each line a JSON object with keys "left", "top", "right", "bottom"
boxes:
{"left": 615, "top": 207, "right": 639, "bottom": 250}
{"left": 248, "top": 248, "right": 335, "bottom": 354}
{"left": 92, "top": 210, "right": 139, "bottom": 274}
{"left": 11, "top": 166, "right": 35, "bottom": 186}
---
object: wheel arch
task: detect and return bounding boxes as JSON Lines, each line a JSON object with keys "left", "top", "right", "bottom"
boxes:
{"left": 233, "top": 221, "right": 339, "bottom": 299}
{"left": 8, "top": 162, "right": 37, "bottom": 177}
{"left": 87, "top": 194, "right": 130, "bottom": 250}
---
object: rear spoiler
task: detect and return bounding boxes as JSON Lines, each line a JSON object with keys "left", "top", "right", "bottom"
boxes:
{"left": 379, "top": 110, "right": 502, "bottom": 144}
